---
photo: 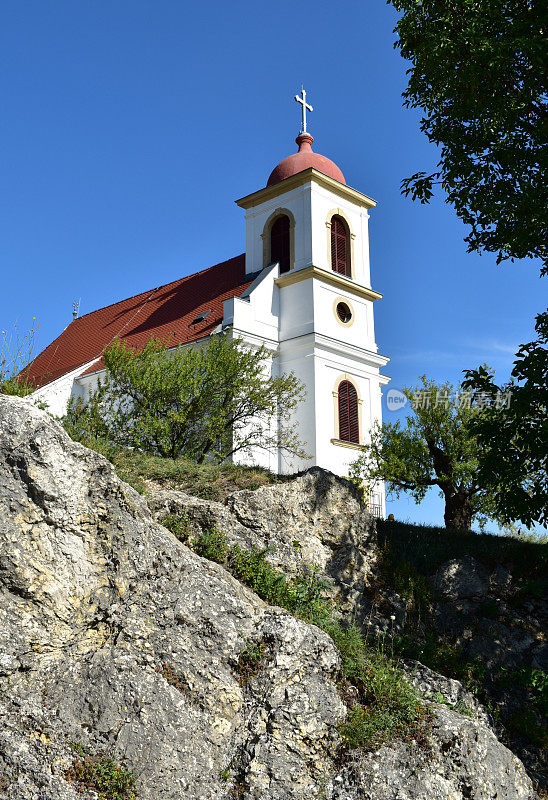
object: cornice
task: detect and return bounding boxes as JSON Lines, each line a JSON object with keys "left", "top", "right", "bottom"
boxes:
{"left": 278, "top": 330, "right": 390, "bottom": 370}
{"left": 236, "top": 168, "right": 377, "bottom": 211}
{"left": 275, "top": 265, "right": 382, "bottom": 302}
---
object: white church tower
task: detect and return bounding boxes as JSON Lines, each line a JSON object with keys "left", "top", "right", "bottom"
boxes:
{"left": 227, "top": 89, "right": 390, "bottom": 513}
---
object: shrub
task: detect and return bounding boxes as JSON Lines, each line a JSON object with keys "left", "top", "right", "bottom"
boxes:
{"left": 192, "top": 527, "right": 230, "bottom": 563}
{"left": 69, "top": 333, "right": 306, "bottom": 463}
{"left": 64, "top": 754, "right": 137, "bottom": 799}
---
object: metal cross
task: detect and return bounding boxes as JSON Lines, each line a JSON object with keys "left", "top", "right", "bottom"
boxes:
{"left": 294, "top": 86, "right": 313, "bottom": 134}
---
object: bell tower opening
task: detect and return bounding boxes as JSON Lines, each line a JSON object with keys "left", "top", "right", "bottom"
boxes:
{"left": 331, "top": 215, "right": 350, "bottom": 277}
{"left": 270, "top": 214, "right": 291, "bottom": 273}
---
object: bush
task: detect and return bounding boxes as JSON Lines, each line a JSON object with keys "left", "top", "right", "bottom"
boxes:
{"left": 68, "top": 334, "right": 306, "bottom": 463}
{"left": 64, "top": 754, "right": 137, "bottom": 800}
{"left": 192, "top": 527, "right": 230, "bottom": 563}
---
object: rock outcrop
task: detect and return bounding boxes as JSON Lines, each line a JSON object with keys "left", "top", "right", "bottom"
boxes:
{"left": 147, "top": 471, "right": 376, "bottom": 616}
{"left": 0, "top": 396, "right": 536, "bottom": 799}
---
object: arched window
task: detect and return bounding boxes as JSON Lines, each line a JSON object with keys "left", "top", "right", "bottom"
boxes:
{"left": 331, "top": 215, "right": 350, "bottom": 277}
{"left": 270, "top": 215, "right": 290, "bottom": 274}
{"left": 338, "top": 380, "right": 359, "bottom": 443}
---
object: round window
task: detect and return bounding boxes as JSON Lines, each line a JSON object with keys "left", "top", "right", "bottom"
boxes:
{"left": 336, "top": 302, "right": 352, "bottom": 324}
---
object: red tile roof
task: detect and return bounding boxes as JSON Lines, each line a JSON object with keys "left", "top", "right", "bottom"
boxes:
{"left": 27, "top": 254, "right": 250, "bottom": 390}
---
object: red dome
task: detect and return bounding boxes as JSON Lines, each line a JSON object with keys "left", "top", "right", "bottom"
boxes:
{"left": 267, "top": 133, "right": 345, "bottom": 187}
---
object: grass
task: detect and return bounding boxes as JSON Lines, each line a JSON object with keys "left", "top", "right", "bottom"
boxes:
{"left": 63, "top": 436, "right": 283, "bottom": 500}
{"left": 377, "top": 518, "right": 548, "bottom": 580}
{"left": 499, "top": 667, "right": 548, "bottom": 748}
{"left": 64, "top": 751, "right": 137, "bottom": 800}
{"left": 162, "top": 514, "right": 428, "bottom": 751}
{"left": 325, "top": 620, "right": 429, "bottom": 749}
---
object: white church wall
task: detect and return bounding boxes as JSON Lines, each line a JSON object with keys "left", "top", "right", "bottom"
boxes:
{"left": 242, "top": 176, "right": 374, "bottom": 292}
{"left": 277, "top": 336, "right": 317, "bottom": 474}
{"left": 277, "top": 278, "right": 315, "bottom": 341}
{"left": 312, "top": 282, "right": 376, "bottom": 351}
{"left": 224, "top": 263, "right": 280, "bottom": 344}
{"left": 29, "top": 357, "right": 101, "bottom": 418}
{"left": 314, "top": 354, "right": 381, "bottom": 469}
{"left": 314, "top": 352, "right": 387, "bottom": 516}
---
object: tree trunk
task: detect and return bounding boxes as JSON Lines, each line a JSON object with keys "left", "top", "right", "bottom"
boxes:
{"left": 443, "top": 490, "right": 473, "bottom": 531}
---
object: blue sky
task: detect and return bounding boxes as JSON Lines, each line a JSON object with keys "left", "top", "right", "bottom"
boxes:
{"left": 1, "top": 0, "right": 544, "bottom": 530}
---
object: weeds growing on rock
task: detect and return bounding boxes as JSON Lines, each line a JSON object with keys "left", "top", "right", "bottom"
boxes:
{"left": 235, "top": 640, "right": 273, "bottom": 687}
{"left": 325, "top": 620, "right": 429, "bottom": 749}
{"left": 64, "top": 752, "right": 137, "bottom": 799}
{"left": 157, "top": 663, "right": 191, "bottom": 697}
{"left": 228, "top": 546, "right": 332, "bottom": 626}
{"left": 192, "top": 526, "right": 230, "bottom": 563}
{"left": 161, "top": 513, "right": 428, "bottom": 752}
{"left": 159, "top": 511, "right": 192, "bottom": 543}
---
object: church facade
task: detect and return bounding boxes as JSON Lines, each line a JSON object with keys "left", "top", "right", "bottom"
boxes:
{"left": 27, "top": 93, "right": 390, "bottom": 515}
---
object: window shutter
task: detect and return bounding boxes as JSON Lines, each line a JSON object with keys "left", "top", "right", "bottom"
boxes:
{"left": 271, "top": 215, "right": 291, "bottom": 273}
{"left": 338, "top": 380, "right": 359, "bottom": 443}
{"left": 331, "top": 216, "right": 350, "bottom": 276}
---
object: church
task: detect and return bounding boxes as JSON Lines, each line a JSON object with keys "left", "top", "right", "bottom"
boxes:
{"left": 26, "top": 90, "right": 390, "bottom": 515}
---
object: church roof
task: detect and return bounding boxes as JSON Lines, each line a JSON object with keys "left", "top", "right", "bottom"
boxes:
{"left": 26, "top": 254, "right": 250, "bottom": 390}
{"left": 267, "top": 133, "right": 345, "bottom": 187}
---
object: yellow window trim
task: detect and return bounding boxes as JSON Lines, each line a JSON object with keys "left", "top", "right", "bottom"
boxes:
{"left": 330, "top": 438, "right": 365, "bottom": 451}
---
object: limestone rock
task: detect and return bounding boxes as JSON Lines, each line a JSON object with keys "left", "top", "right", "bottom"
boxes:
{"left": 147, "top": 469, "right": 377, "bottom": 614}
{"left": 401, "top": 660, "right": 492, "bottom": 728}
{"left": 432, "top": 555, "right": 489, "bottom": 601}
{"left": 328, "top": 706, "right": 533, "bottom": 800}
{"left": 0, "top": 397, "right": 536, "bottom": 799}
{"left": 0, "top": 397, "right": 344, "bottom": 799}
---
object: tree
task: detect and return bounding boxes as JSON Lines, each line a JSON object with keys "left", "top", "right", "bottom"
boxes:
{"left": 391, "top": 0, "right": 548, "bottom": 274}
{"left": 349, "top": 376, "right": 502, "bottom": 531}
{"left": 66, "top": 334, "right": 306, "bottom": 463}
{"left": 462, "top": 310, "right": 548, "bottom": 528}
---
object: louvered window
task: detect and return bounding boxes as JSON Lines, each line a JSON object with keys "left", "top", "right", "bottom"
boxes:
{"left": 271, "top": 215, "right": 290, "bottom": 274}
{"left": 338, "top": 380, "right": 359, "bottom": 444}
{"left": 331, "top": 215, "right": 350, "bottom": 277}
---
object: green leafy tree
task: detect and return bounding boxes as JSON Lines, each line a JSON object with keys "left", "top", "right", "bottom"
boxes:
{"left": 350, "top": 377, "right": 501, "bottom": 531}
{"left": 391, "top": 0, "right": 548, "bottom": 274}
{"left": 462, "top": 310, "right": 548, "bottom": 528}
{"left": 65, "top": 333, "right": 306, "bottom": 463}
